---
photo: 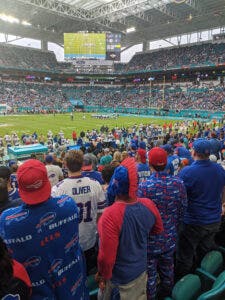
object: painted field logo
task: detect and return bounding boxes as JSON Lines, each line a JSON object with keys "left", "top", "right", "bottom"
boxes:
{"left": 5, "top": 210, "right": 29, "bottom": 225}
{"left": 71, "top": 274, "right": 83, "bottom": 296}
{"left": 57, "top": 195, "right": 71, "bottom": 207}
{"left": 36, "top": 212, "right": 56, "bottom": 233}
{"left": 48, "top": 259, "right": 63, "bottom": 274}
{"left": 64, "top": 235, "right": 78, "bottom": 253}
{"left": 23, "top": 256, "right": 41, "bottom": 268}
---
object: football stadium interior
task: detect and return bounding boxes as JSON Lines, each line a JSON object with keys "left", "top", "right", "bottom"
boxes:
{"left": 1, "top": 1, "right": 225, "bottom": 299}
{"left": 0, "top": 0, "right": 225, "bottom": 119}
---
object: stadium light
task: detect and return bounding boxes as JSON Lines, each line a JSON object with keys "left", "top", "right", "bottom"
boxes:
{"left": 0, "top": 14, "right": 19, "bottom": 24}
{"left": 22, "top": 20, "right": 31, "bottom": 26}
{"left": 126, "top": 27, "right": 136, "bottom": 33}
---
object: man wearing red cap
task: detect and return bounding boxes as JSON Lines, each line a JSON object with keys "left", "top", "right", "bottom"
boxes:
{"left": 136, "top": 148, "right": 151, "bottom": 183}
{"left": 0, "top": 159, "right": 89, "bottom": 300}
{"left": 138, "top": 147, "right": 187, "bottom": 300}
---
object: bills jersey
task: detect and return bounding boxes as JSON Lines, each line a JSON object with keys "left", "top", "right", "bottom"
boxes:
{"left": 52, "top": 176, "right": 106, "bottom": 251}
{"left": 137, "top": 162, "right": 151, "bottom": 183}
{"left": 10, "top": 174, "right": 18, "bottom": 189}
{"left": 0, "top": 196, "right": 88, "bottom": 300}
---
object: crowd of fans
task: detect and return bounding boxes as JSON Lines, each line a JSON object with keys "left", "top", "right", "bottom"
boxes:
{"left": 0, "top": 44, "right": 58, "bottom": 71}
{"left": 0, "top": 120, "right": 225, "bottom": 299}
{"left": 0, "top": 81, "right": 72, "bottom": 112}
{"left": 0, "top": 42, "right": 225, "bottom": 74}
{"left": 0, "top": 81, "right": 224, "bottom": 112}
{"left": 127, "top": 42, "right": 225, "bottom": 72}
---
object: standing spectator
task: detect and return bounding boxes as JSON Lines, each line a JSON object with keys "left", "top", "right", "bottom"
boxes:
{"left": 136, "top": 148, "right": 151, "bottom": 183}
{"left": 209, "top": 132, "right": 221, "bottom": 160}
{"left": 52, "top": 150, "right": 105, "bottom": 274}
{"left": 45, "top": 155, "right": 63, "bottom": 187}
{"left": 0, "top": 166, "right": 21, "bottom": 214}
{"left": 81, "top": 153, "right": 104, "bottom": 185}
{"left": 138, "top": 147, "right": 187, "bottom": 299}
{"left": 161, "top": 144, "right": 181, "bottom": 175}
{"left": 96, "top": 163, "right": 163, "bottom": 300}
{"left": 176, "top": 138, "right": 225, "bottom": 279}
{"left": 0, "top": 159, "right": 88, "bottom": 299}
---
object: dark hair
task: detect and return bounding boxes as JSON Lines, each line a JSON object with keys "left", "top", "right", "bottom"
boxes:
{"left": 196, "top": 153, "right": 210, "bottom": 160}
{"left": 0, "top": 178, "right": 8, "bottom": 204}
{"left": 151, "top": 165, "right": 166, "bottom": 172}
{"left": 0, "top": 237, "right": 13, "bottom": 292}
{"left": 0, "top": 238, "right": 31, "bottom": 299}
{"left": 101, "top": 165, "right": 116, "bottom": 184}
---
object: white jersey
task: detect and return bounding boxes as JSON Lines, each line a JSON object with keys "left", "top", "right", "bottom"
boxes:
{"left": 51, "top": 176, "right": 105, "bottom": 251}
{"left": 46, "top": 164, "right": 63, "bottom": 187}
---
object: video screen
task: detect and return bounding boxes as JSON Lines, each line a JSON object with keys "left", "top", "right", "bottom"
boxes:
{"left": 64, "top": 33, "right": 106, "bottom": 59}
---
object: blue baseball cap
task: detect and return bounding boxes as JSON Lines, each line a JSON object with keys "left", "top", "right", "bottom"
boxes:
{"left": 161, "top": 144, "right": 173, "bottom": 154}
{"left": 192, "top": 138, "right": 211, "bottom": 155}
{"left": 139, "top": 141, "right": 146, "bottom": 150}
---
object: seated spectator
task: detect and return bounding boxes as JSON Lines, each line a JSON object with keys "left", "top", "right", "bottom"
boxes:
{"left": 0, "top": 159, "right": 88, "bottom": 299}
{"left": 0, "top": 237, "right": 32, "bottom": 299}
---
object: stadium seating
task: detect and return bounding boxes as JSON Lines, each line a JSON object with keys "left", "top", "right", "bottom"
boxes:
{"left": 0, "top": 81, "right": 224, "bottom": 114}
{"left": 127, "top": 42, "right": 225, "bottom": 72}
{"left": 164, "top": 274, "right": 202, "bottom": 300}
{"left": 0, "top": 44, "right": 58, "bottom": 71}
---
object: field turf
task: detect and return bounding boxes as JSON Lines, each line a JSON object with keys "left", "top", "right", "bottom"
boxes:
{"left": 0, "top": 113, "right": 175, "bottom": 139}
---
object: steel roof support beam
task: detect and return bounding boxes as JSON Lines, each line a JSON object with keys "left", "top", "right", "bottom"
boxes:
{"left": 17, "top": 0, "right": 91, "bottom": 20}
{"left": 90, "top": 0, "right": 158, "bottom": 20}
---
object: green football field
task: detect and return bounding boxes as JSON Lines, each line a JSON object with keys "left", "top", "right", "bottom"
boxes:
{"left": 0, "top": 113, "right": 175, "bottom": 139}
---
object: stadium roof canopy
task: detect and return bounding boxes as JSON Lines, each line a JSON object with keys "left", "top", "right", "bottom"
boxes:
{"left": 0, "top": 0, "right": 225, "bottom": 48}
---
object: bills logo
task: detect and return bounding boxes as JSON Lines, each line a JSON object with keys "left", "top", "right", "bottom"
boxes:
{"left": 57, "top": 195, "right": 71, "bottom": 208}
{"left": 64, "top": 235, "right": 78, "bottom": 253}
{"left": 71, "top": 274, "right": 83, "bottom": 296}
{"left": 5, "top": 210, "right": 29, "bottom": 225}
{"left": 36, "top": 212, "right": 56, "bottom": 233}
{"left": 2, "top": 295, "right": 20, "bottom": 300}
{"left": 23, "top": 256, "right": 41, "bottom": 268}
{"left": 48, "top": 259, "right": 63, "bottom": 274}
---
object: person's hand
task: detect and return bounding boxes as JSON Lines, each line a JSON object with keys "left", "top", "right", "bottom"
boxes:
{"left": 95, "top": 272, "right": 106, "bottom": 290}
{"left": 222, "top": 203, "right": 225, "bottom": 216}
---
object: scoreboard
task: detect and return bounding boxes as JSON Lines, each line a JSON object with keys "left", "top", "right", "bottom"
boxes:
{"left": 64, "top": 33, "right": 106, "bottom": 59}
{"left": 106, "top": 33, "right": 121, "bottom": 61}
{"left": 64, "top": 32, "right": 121, "bottom": 61}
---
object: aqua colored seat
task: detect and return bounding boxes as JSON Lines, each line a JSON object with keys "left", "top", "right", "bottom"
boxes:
{"left": 87, "top": 274, "right": 98, "bottom": 299}
{"left": 164, "top": 274, "right": 201, "bottom": 300}
{"left": 197, "top": 271, "right": 225, "bottom": 300}
{"left": 196, "top": 251, "right": 224, "bottom": 291}
{"left": 200, "top": 251, "right": 223, "bottom": 276}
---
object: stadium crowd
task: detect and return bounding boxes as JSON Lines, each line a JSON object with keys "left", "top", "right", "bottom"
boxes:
{"left": 1, "top": 120, "right": 225, "bottom": 299}
{"left": 127, "top": 42, "right": 225, "bottom": 72}
{"left": 0, "top": 42, "right": 225, "bottom": 74}
{"left": 0, "top": 81, "right": 224, "bottom": 112}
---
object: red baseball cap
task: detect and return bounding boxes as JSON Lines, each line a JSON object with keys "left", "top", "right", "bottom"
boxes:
{"left": 137, "top": 148, "right": 146, "bottom": 164}
{"left": 17, "top": 159, "right": 51, "bottom": 205}
{"left": 148, "top": 147, "right": 167, "bottom": 166}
